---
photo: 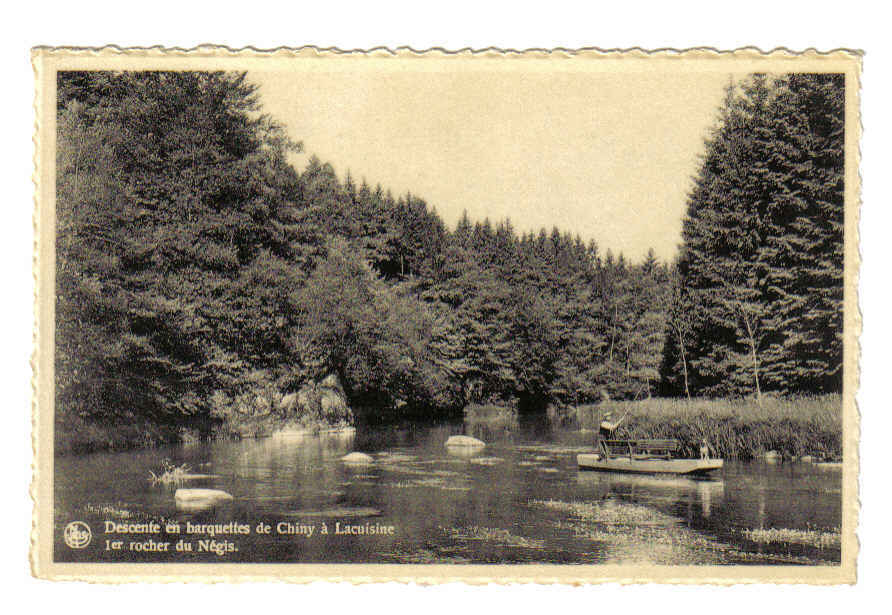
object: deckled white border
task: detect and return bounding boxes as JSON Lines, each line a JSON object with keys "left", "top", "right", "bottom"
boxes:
{"left": 31, "top": 46, "right": 862, "bottom": 585}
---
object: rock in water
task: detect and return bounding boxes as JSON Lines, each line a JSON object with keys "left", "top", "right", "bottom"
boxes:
{"left": 763, "top": 450, "right": 781, "bottom": 462}
{"left": 469, "top": 456, "right": 504, "bottom": 466}
{"left": 341, "top": 452, "right": 374, "bottom": 465}
{"left": 445, "top": 445, "right": 482, "bottom": 459}
{"left": 800, "top": 455, "right": 817, "bottom": 463}
{"left": 815, "top": 461, "right": 842, "bottom": 469}
{"left": 445, "top": 435, "right": 486, "bottom": 448}
{"left": 282, "top": 507, "right": 382, "bottom": 518}
{"left": 174, "top": 488, "right": 234, "bottom": 511}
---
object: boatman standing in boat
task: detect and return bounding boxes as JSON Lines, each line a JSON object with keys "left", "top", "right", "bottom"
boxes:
{"left": 599, "top": 410, "right": 625, "bottom": 440}
{"left": 596, "top": 390, "right": 628, "bottom": 459}
{"left": 597, "top": 389, "right": 626, "bottom": 440}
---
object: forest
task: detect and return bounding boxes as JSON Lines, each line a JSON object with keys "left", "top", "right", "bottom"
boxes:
{"left": 54, "top": 71, "right": 845, "bottom": 451}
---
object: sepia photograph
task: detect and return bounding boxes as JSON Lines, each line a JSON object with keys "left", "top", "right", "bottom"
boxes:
{"left": 32, "top": 48, "right": 860, "bottom": 583}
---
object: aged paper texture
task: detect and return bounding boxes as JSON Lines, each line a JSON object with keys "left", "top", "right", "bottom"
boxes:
{"left": 32, "top": 47, "right": 861, "bottom": 584}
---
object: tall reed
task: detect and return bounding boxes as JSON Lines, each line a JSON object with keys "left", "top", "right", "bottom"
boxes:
{"left": 570, "top": 395, "right": 841, "bottom": 460}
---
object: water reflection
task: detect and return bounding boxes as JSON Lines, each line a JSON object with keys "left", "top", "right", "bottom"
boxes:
{"left": 54, "top": 416, "right": 841, "bottom": 565}
{"left": 576, "top": 472, "right": 725, "bottom": 518}
{"left": 445, "top": 445, "right": 482, "bottom": 459}
{"left": 463, "top": 405, "right": 519, "bottom": 443}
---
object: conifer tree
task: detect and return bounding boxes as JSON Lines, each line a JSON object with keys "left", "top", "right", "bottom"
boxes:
{"left": 670, "top": 73, "right": 844, "bottom": 397}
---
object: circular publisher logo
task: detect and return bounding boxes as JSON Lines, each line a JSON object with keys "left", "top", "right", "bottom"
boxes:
{"left": 64, "top": 521, "right": 92, "bottom": 549}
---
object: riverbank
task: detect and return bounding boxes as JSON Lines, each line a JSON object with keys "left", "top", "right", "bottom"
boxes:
{"left": 53, "top": 411, "right": 353, "bottom": 456}
{"left": 54, "top": 373, "right": 355, "bottom": 456}
{"left": 557, "top": 395, "right": 842, "bottom": 461}
{"left": 55, "top": 393, "right": 842, "bottom": 460}
{"left": 54, "top": 412, "right": 186, "bottom": 456}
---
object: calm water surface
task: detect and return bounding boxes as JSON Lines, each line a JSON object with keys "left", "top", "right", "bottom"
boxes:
{"left": 54, "top": 416, "right": 842, "bottom": 565}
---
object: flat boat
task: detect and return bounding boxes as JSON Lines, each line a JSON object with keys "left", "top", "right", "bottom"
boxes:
{"left": 577, "top": 439, "right": 723, "bottom": 476}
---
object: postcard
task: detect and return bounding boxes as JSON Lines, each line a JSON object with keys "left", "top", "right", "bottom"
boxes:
{"left": 31, "top": 47, "right": 861, "bottom": 583}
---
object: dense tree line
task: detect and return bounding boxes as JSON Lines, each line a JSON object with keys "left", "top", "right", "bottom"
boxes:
{"left": 282, "top": 157, "right": 672, "bottom": 411}
{"left": 55, "top": 70, "right": 844, "bottom": 442}
{"left": 56, "top": 72, "right": 319, "bottom": 431}
{"left": 661, "top": 74, "right": 845, "bottom": 399}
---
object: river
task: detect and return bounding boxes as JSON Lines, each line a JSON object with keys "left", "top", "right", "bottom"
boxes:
{"left": 53, "top": 415, "right": 842, "bottom": 565}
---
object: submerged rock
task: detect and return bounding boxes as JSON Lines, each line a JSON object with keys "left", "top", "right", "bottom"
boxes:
{"left": 445, "top": 447, "right": 480, "bottom": 459}
{"left": 174, "top": 488, "right": 233, "bottom": 511}
{"left": 342, "top": 452, "right": 374, "bottom": 465}
{"left": 376, "top": 452, "right": 417, "bottom": 463}
{"left": 282, "top": 507, "right": 382, "bottom": 518}
{"left": 815, "top": 461, "right": 842, "bottom": 469}
{"left": 445, "top": 435, "right": 486, "bottom": 448}
{"left": 469, "top": 456, "right": 504, "bottom": 466}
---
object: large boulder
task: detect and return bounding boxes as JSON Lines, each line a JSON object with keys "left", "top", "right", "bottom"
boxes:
{"left": 341, "top": 452, "right": 374, "bottom": 465}
{"left": 763, "top": 450, "right": 781, "bottom": 462}
{"left": 174, "top": 488, "right": 234, "bottom": 511}
{"left": 445, "top": 435, "right": 486, "bottom": 448}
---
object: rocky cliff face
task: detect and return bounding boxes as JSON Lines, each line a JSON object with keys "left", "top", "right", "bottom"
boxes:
{"left": 279, "top": 373, "right": 353, "bottom": 426}
{"left": 220, "top": 372, "right": 354, "bottom": 439}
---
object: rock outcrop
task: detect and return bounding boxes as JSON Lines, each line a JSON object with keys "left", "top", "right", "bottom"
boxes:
{"left": 278, "top": 373, "right": 353, "bottom": 425}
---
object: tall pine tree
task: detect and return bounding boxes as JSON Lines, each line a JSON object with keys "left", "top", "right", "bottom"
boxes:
{"left": 668, "top": 73, "right": 844, "bottom": 398}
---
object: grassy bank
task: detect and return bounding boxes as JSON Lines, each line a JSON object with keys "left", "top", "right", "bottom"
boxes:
{"left": 56, "top": 393, "right": 842, "bottom": 461}
{"left": 567, "top": 395, "right": 842, "bottom": 461}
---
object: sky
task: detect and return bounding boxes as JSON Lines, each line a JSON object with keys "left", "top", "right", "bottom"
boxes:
{"left": 251, "top": 66, "right": 731, "bottom": 262}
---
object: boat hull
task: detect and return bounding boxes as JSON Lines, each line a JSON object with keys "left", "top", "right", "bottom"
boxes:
{"left": 577, "top": 454, "right": 723, "bottom": 475}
